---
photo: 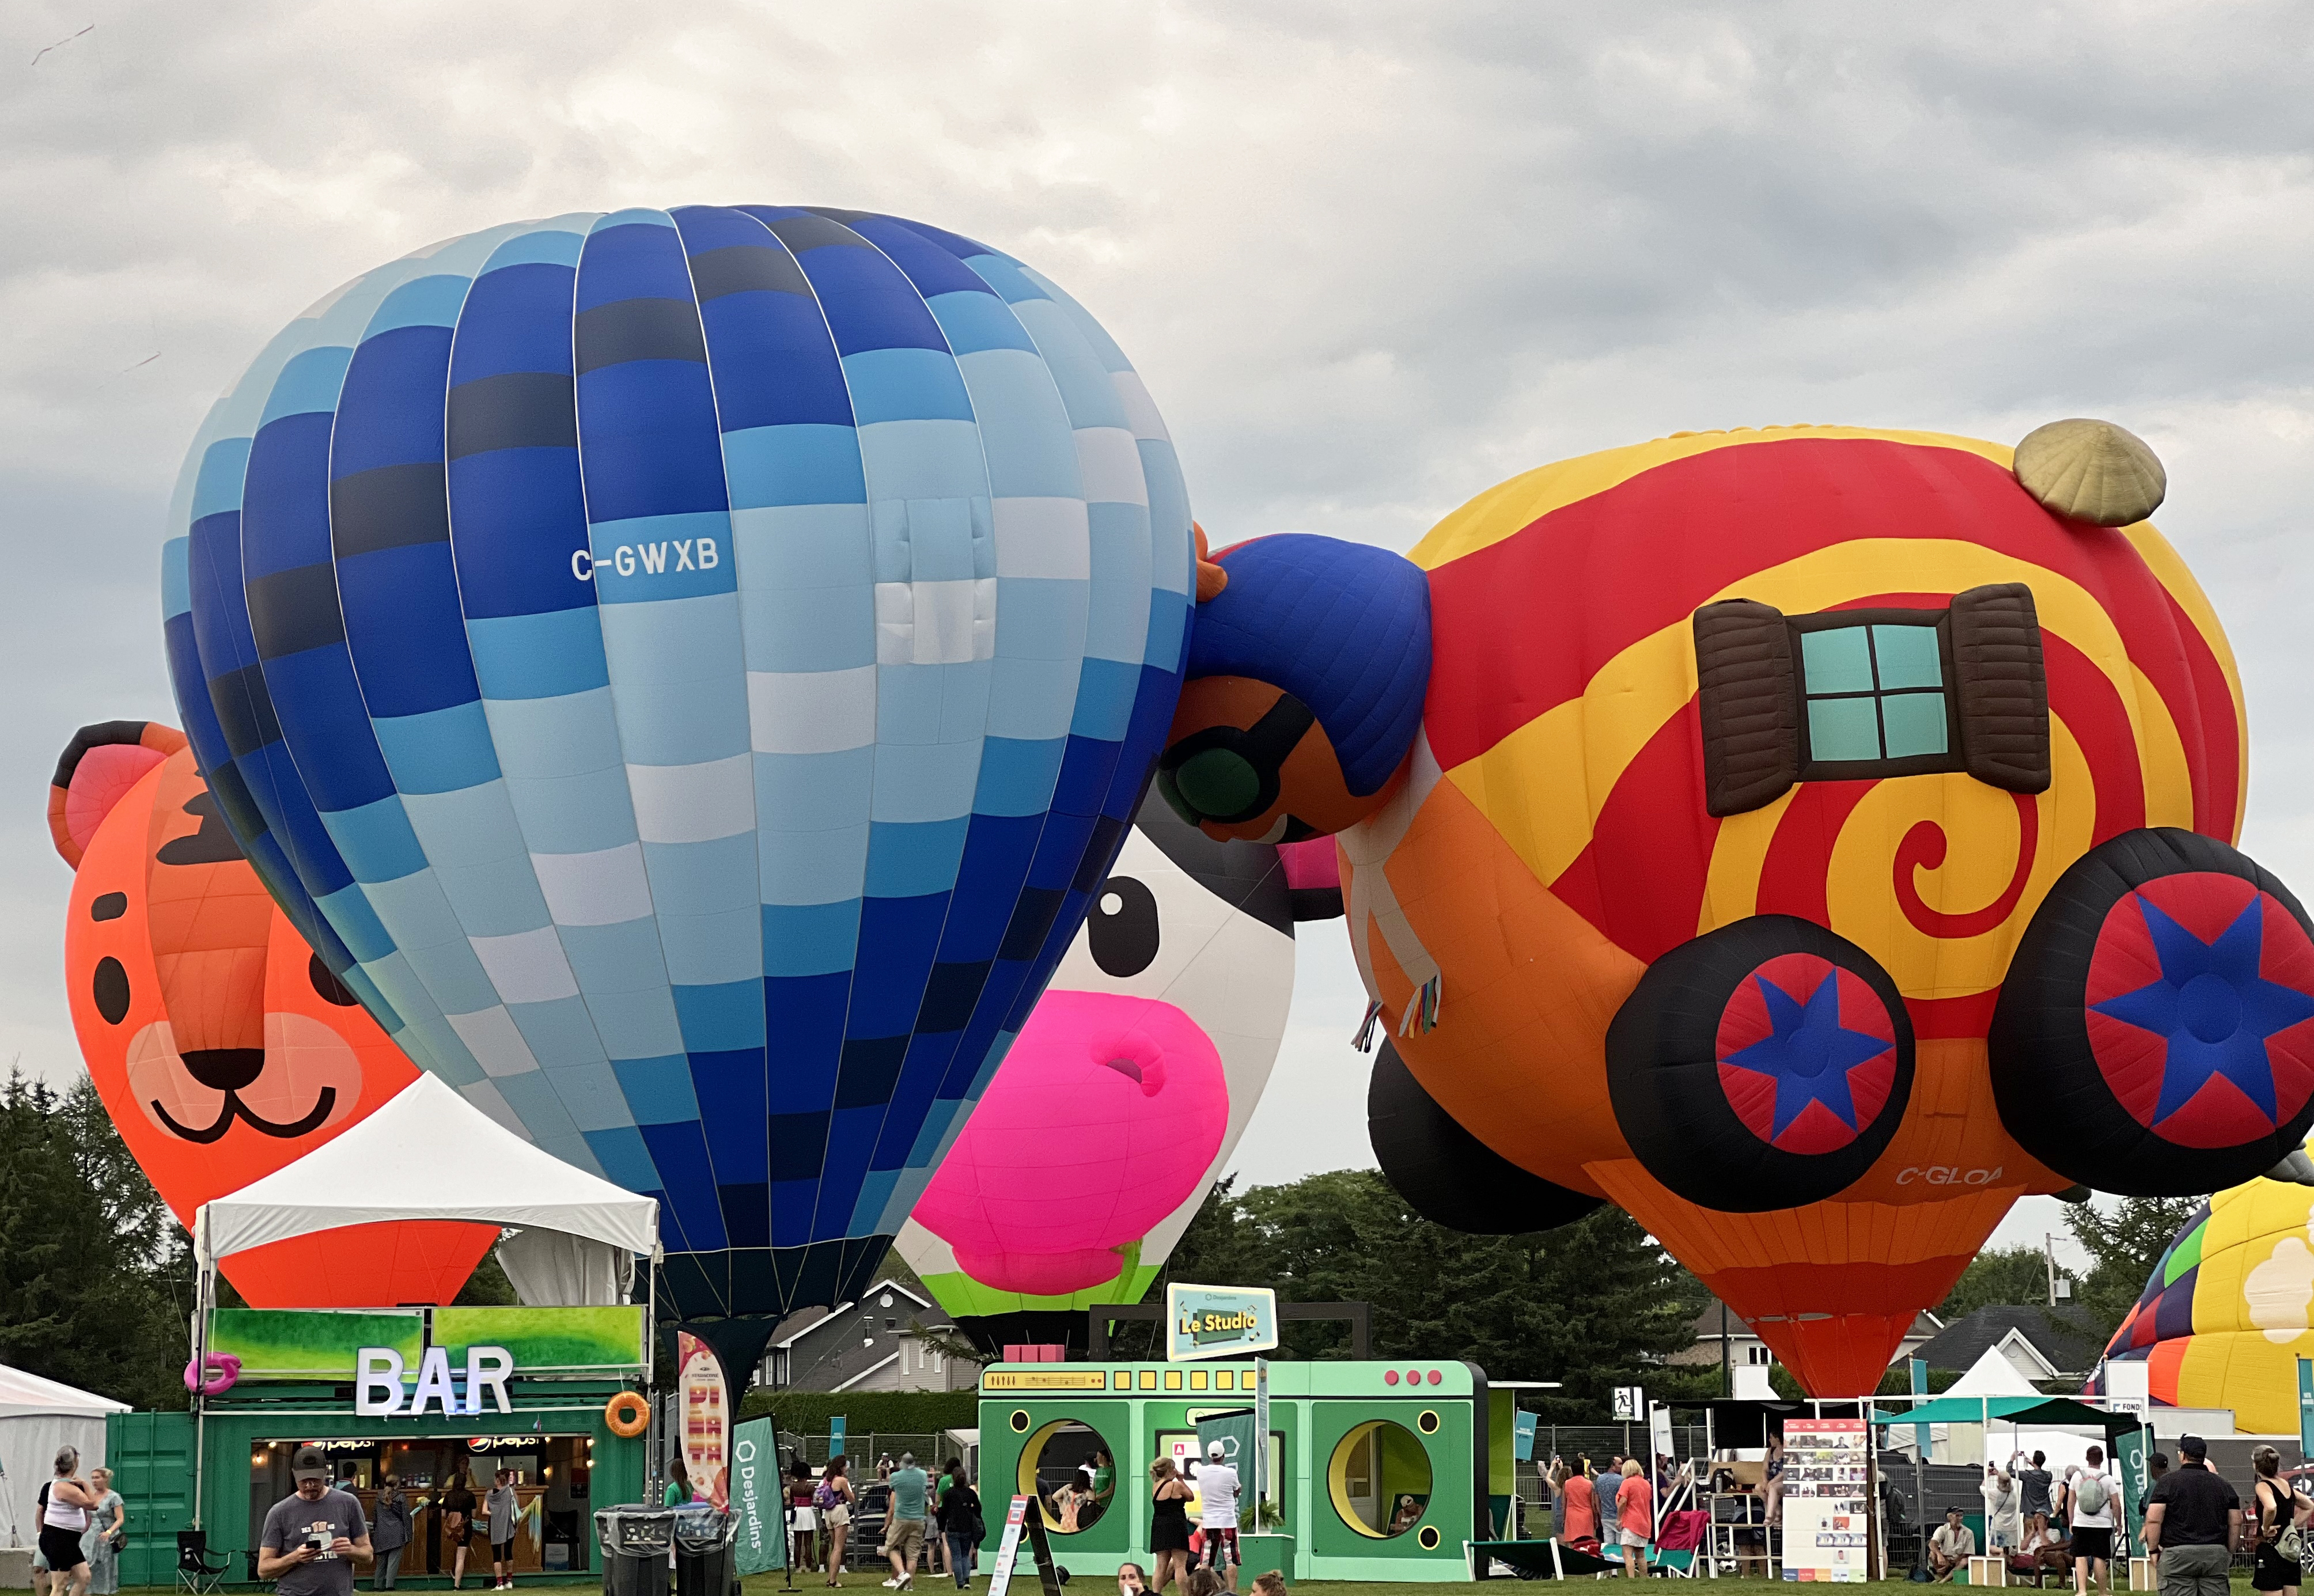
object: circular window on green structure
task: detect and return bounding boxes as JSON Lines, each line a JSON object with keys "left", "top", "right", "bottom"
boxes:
{"left": 1327, "top": 1420, "right": 1432, "bottom": 1539}
{"left": 1017, "top": 1419, "right": 1117, "bottom": 1535}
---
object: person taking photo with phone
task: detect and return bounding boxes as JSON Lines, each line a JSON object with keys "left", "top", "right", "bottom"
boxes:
{"left": 258, "top": 1447, "right": 374, "bottom": 1596}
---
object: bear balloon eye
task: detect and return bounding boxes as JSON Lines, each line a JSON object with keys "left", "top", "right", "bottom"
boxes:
{"left": 92, "top": 957, "right": 131, "bottom": 1025}
{"left": 1088, "top": 876, "right": 1160, "bottom": 979}
{"left": 308, "top": 954, "right": 361, "bottom": 1007}
{"left": 89, "top": 892, "right": 127, "bottom": 922}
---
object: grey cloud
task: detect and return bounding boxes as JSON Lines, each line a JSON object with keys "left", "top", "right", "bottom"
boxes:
{"left": 2, "top": 3, "right": 2310, "bottom": 1222}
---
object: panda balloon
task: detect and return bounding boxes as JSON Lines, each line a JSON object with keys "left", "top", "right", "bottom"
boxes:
{"left": 895, "top": 791, "right": 1339, "bottom": 1352}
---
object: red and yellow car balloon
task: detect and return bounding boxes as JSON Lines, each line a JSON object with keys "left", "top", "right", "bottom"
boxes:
{"left": 1164, "top": 423, "right": 2314, "bottom": 1394}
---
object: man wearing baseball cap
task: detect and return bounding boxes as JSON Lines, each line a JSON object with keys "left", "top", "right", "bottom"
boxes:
{"left": 258, "top": 1447, "right": 373, "bottom": 1596}
{"left": 2141, "top": 1435, "right": 2240, "bottom": 1596}
{"left": 1197, "top": 1440, "right": 1241, "bottom": 1594}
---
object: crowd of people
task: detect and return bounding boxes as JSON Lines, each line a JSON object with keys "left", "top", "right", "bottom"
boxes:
{"left": 1922, "top": 1434, "right": 2314, "bottom": 1596}
{"left": 774, "top": 1436, "right": 1260, "bottom": 1594}
{"left": 1541, "top": 1451, "right": 1687, "bottom": 1576}
{"left": 783, "top": 1451, "right": 986, "bottom": 1589}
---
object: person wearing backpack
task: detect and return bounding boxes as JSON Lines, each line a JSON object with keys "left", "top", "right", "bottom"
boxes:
{"left": 815, "top": 1459, "right": 857, "bottom": 1587}
{"left": 2068, "top": 1447, "right": 2121, "bottom": 1596}
{"left": 2250, "top": 1444, "right": 2313, "bottom": 1596}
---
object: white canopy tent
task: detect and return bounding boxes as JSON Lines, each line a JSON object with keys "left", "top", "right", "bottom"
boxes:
{"left": 186, "top": 1072, "right": 660, "bottom": 1526}
{"left": 0, "top": 1364, "right": 128, "bottom": 1546}
{"left": 194, "top": 1072, "right": 657, "bottom": 1266}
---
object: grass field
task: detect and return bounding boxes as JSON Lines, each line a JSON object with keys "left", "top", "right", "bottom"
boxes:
{"left": 108, "top": 1572, "right": 2271, "bottom": 1596}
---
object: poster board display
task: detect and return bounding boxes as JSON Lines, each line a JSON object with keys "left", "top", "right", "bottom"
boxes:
{"left": 1780, "top": 1417, "right": 1870, "bottom": 1582}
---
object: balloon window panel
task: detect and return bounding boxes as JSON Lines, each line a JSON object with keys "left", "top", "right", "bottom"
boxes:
{"left": 1692, "top": 583, "right": 2052, "bottom": 817}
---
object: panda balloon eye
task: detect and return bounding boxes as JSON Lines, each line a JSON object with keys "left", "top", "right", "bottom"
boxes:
{"left": 1088, "top": 876, "right": 1160, "bottom": 979}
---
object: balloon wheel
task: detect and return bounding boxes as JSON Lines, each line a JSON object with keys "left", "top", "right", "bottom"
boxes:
{"left": 1993, "top": 828, "right": 2314, "bottom": 1193}
{"left": 1607, "top": 915, "right": 1914, "bottom": 1212}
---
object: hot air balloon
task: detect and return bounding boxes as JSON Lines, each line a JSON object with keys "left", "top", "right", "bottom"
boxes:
{"left": 1157, "top": 421, "right": 2314, "bottom": 1396}
{"left": 51, "top": 720, "right": 496, "bottom": 1306}
{"left": 160, "top": 207, "right": 1192, "bottom": 1320}
{"left": 2092, "top": 1153, "right": 2314, "bottom": 1432}
{"left": 893, "top": 794, "right": 1335, "bottom": 1351}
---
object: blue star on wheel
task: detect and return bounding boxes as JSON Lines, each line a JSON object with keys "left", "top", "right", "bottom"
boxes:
{"left": 2093, "top": 895, "right": 2314, "bottom": 1125}
{"left": 1723, "top": 973, "right": 1893, "bottom": 1139}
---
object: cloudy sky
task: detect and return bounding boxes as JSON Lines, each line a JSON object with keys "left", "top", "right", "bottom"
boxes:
{"left": 7, "top": 0, "right": 2312, "bottom": 1269}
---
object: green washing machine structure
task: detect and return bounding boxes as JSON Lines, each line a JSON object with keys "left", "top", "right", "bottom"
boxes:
{"left": 976, "top": 1360, "right": 1514, "bottom": 1583}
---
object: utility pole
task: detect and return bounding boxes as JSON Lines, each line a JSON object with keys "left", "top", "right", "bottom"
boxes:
{"left": 2044, "top": 1234, "right": 2071, "bottom": 1307}
{"left": 1721, "top": 1301, "right": 1731, "bottom": 1399}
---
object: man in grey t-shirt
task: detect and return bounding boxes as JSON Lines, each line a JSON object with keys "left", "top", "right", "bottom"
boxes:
{"left": 259, "top": 1448, "right": 373, "bottom": 1596}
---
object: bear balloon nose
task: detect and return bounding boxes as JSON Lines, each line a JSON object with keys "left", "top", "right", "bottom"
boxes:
{"left": 180, "top": 1047, "right": 266, "bottom": 1093}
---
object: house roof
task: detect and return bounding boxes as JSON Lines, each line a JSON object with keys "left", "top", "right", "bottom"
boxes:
{"left": 1688, "top": 1296, "right": 1941, "bottom": 1343}
{"left": 774, "top": 1279, "right": 941, "bottom": 1350}
{"left": 1913, "top": 1303, "right": 2103, "bottom": 1377}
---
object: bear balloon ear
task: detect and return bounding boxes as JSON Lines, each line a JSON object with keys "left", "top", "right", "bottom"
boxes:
{"left": 50, "top": 721, "right": 187, "bottom": 867}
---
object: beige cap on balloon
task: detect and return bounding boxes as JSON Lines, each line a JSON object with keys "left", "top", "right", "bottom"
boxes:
{"left": 2013, "top": 418, "right": 2166, "bottom": 526}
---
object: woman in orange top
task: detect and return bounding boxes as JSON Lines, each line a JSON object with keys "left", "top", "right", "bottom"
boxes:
{"left": 1559, "top": 1464, "right": 1598, "bottom": 1548}
{"left": 1616, "top": 1459, "right": 1653, "bottom": 1578}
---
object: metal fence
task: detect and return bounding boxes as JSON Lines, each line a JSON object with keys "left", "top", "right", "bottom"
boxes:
{"left": 1529, "top": 1423, "right": 1711, "bottom": 1466}
{"left": 775, "top": 1431, "right": 971, "bottom": 1471}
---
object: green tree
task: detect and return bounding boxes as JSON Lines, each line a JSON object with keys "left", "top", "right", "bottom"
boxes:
{"left": 1935, "top": 1245, "right": 2052, "bottom": 1321}
{"left": 0, "top": 1071, "right": 193, "bottom": 1409}
{"left": 1145, "top": 1169, "right": 1709, "bottom": 1420}
{"left": 2067, "top": 1195, "right": 2202, "bottom": 1342}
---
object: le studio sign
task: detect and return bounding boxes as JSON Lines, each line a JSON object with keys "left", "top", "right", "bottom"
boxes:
{"left": 355, "top": 1346, "right": 516, "bottom": 1417}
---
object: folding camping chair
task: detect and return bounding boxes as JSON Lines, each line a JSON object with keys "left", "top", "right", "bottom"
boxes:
{"left": 1654, "top": 1510, "right": 1709, "bottom": 1578}
{"left": 177, "top": 1527, "right": 230, "bottom": 1596}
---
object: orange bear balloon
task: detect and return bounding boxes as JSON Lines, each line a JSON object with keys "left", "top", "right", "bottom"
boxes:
{"left": 54, "top": 721, "right": 495, "bottom": 1307}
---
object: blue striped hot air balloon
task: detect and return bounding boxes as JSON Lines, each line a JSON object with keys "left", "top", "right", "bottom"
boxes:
{"left": 160, "top": 207, "right": 1194, "bottom": 1317}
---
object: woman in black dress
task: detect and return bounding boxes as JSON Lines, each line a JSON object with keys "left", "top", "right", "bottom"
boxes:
{"left": 441, "top": 1466, "right": 478, "bottom": 1591}
{"left": 1149, "top": 1458, "right": 1194, "bottom": 1594}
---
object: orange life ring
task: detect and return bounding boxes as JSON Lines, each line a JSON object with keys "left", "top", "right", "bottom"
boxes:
{"left": 604, "top": 1390, "right": 650, "bottom": 1438}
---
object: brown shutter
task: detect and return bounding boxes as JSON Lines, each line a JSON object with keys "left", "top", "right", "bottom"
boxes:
{"left": 1693, "top": 599, "right": 1801, "bottom": 817}
{"left": 1949, "top": 582, "right": 2052, "bottom": 794}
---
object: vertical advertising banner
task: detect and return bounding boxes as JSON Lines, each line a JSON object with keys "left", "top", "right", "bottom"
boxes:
{"left": 2115, "top": 1426, "right": 2152, "bottom": 1555}
{"left": 676, "top": 1330, "right": 731, "bottom": 1509}
{"left": 732, "top": 1417, "right": 785, "bottom": 1574}
{"left": 1779, "top": 1418, "right": 1870, "bottom": 1583}
{"left": 2300, "top": 1358, "right": 2314, "bottom": 1462}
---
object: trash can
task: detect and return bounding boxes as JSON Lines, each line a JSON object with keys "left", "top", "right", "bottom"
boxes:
{"left": 672, "top": 1504, "right": 737, "bottom": 1596}
{"left": 596, "top": 1506, "right": 676, "bottom": 1596}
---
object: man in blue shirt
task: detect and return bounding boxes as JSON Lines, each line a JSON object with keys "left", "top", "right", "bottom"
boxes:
{"left": 884, "top": 1453, "right": 930, "bottom": 1589}
{"left": 1597, "top": 1459, "right": 1623, "bottom": 1533}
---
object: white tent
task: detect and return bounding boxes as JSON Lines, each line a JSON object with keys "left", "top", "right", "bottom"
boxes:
{"left": 183, "top": 1073, "right": 661, "bottom": 1530}
{"left": 1945, "top": 1345, "right": 2046, "bottom": 1398}
{"left": 0, "top": 1365, "right": 128, "bottom": 1546}
{"left": 194, "top": 1072, "right": 657, "bottom": 1266}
